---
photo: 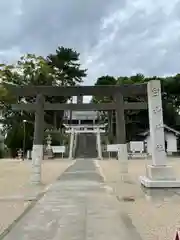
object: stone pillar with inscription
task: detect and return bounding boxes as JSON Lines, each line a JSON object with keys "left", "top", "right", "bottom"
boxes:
{"left": 148, "top": 80, "right": 166, "bottom": 166}
{"left": 140, "top": 80, "right": 180, "bottom": 188}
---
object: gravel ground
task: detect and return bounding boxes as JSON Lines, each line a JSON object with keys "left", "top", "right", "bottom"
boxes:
{"left": 0, "top": 159, "right": 73, "bottom": 235}
{"left": 97, "top": 158, "right": 180, "bottom": 240}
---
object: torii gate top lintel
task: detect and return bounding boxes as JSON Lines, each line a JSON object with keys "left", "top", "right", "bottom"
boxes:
{"left": 6, "top": 84, "right": 147, "bottom": 97}
{"left": 64, "top": 124, "right": 107, "bottom": 134}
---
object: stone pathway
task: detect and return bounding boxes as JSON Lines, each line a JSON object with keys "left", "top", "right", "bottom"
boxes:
{"left": 3, "top": 159, "right": 142, "bottom": 240}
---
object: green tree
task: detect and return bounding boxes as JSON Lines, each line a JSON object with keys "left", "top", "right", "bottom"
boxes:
{"left": 1, "top": 47, "right": 87, "bottom": 155}
{"left": 93, "top": 73, "right": 180, "bottom": 142}
{"left": 46, "top": 47, "right": 87, "bottom": 129}
{"left": 117, "top": 74, "right": 180, "bottom": 140}
{"left": 92, "top": 75, "right": 117, "bottom": 142}
{"left": 47, "top": 46, "right": 87, "bottom": 86}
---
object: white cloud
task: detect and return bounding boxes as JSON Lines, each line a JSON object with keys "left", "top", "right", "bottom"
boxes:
{"left": 84, "top": 0, "right": 180, "bottom": 80}
{"left": 0, "top": 47, "right": 22, "bottom": 64}
{"left": 0, "top": 0, "right": 179, "bottom": 85}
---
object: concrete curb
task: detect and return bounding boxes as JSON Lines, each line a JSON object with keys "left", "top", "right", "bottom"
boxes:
{"left": 94, "top": 160, "right": 106, "bottom": 181}
{"left": 94, "top": 160, "right": 114, "bottom": 194}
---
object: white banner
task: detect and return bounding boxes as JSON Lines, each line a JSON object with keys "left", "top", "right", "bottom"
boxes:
{"left": 107, "top": 144, "right": 121, "bottom": 152}
{"left": 52, "top": 146, "right": 65, "bottom": 153}
{"left": 130, "top": 141, "right": 144, "bottom": 153}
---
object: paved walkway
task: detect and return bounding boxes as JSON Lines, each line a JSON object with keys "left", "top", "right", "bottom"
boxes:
{"left": 3, "top": 159, "right": 142, "bottom": 240}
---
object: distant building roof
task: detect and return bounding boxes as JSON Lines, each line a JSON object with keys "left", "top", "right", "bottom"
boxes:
{"left": 139, "top": 124, "right": 180, "bottom": 137}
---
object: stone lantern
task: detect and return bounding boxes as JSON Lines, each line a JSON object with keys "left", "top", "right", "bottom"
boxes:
{"left": 17, "top": 149, "right": 23, "bottom": 160}
{"left": 46, "top": 134, "right": 52, "bottom": 150}
{"left": 46, "top": 134, "right": 53, "bottom": 159}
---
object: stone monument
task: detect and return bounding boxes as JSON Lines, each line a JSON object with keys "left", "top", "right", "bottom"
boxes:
{"left": 139, "top": 80, "right": 180, "bottom": 187}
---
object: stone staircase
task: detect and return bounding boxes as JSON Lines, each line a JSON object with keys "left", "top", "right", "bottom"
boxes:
{"left": 75, "top": 133, "right": 97, "bottom": 159}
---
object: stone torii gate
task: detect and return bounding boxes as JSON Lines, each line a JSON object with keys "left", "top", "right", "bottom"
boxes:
{"left": 7, "top": 81, "right": 180, "bottom": 188}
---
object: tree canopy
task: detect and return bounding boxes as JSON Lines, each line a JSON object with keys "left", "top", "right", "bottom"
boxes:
{"left": 92, "top": 73, "right": 180, "bottom": 142}
{"left": 0, "top": 47, "right": 87, "bottom": 156}
{"left": 1, "top": 46, "right": 180, "bottom": 154}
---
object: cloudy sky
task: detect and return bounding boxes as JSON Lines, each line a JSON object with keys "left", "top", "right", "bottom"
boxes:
{"left": 1, "top": 0, "right": 180, "bottom": 86}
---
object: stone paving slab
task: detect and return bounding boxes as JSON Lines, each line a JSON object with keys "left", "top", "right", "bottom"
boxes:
{"left": 97, "top": 159, "right": 180, "bottom": 240}
{"left": 3, "top": 159, "right": 142, "bottom": 240}
{"left": 0, "top": 159, "right": 73, "bottom": 236}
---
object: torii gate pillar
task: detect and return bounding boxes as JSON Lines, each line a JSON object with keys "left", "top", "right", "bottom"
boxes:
{"left": 96, "top": 127, "right": 102, "bottom": 160}
{"left": 31, "top": 94, "right": 44, "bottom": 184}
{"left": 114, "top": 92, "right": 128, "bottom": 173}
